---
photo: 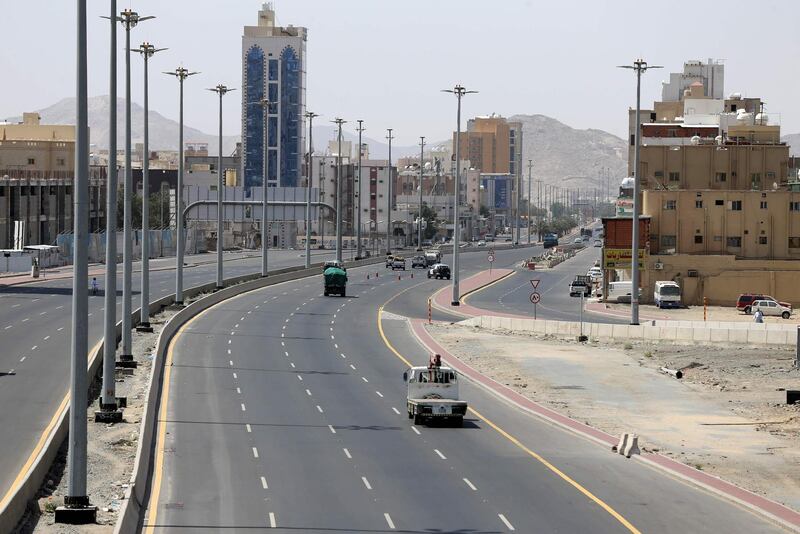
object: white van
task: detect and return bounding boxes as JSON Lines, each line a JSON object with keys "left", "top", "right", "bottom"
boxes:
{"left": 607, "top": 281, "right": 641, "bottom": 303}
{"left": 654, "top": 281, "right": 681, "bottom": 309}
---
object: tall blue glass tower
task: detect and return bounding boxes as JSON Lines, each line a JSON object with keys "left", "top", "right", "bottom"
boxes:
{"left": 242, "top": 3, "right": 306, "bottom": 191}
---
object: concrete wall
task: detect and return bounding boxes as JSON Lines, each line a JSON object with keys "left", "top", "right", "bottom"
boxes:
{"left": 462, "top": 315, "right": 797, "bottom": 347}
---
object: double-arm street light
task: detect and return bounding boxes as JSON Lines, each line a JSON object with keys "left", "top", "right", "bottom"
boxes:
{"left": 418, "top": 136, "right": 425, "bottom": 251}
{"left": 135, "top": 42, "right": 166, "bottom": 332}
{"left": 442, "top": 84, "right": 477, "bottom": 306}
{"left": 618, "top": 58, "right": 661, "bottom": 326}
{"left": 251, "top": 97, "right": 277, "bottom": 277}
{"left": 386, "top": 128, "right": 394, "bottom": 254}
{"left": 207, "top": 84, "right": 236, "bottom": 289}
{"left": 304, "top": 111, "right": 319, "bottom": 268}
{"left": 526, "top": 159, "right": 533, "bottom": 244}
{"left": 332, "top": 118, "right": 347, "bottom": 262}
{"left": 355, "top": 120, "right": 365, "bottom": 259}
{"left": 164, "top": 67, "right": 199, "bottom": 305}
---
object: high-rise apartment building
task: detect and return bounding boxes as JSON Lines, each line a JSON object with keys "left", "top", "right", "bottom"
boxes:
{"left": 241, "top": 3, "right": 306, "bottom": 190}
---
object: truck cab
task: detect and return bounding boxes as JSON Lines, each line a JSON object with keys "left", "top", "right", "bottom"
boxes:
{"left": 404, "top": 360, "right": 467, "bottom": 427}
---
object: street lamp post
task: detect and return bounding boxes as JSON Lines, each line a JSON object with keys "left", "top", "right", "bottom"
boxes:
{"left": 332, "top": 118, "right": 347, "bottom": 262}
{"left": 118, "top": 8, "right": 153, "bottom": 366}
{"left": 304, "top": 111, "right": 318, "bottom": 268}
{"left": 418, "top": 136, "right": 425, "bottom": 251}
{"left": 98, "top": 0, "right": 121, "bottom": 422}
{"left": 356, "top": 120, "right": 365, "bottom": 259}
{"left": 386, "top": 128, "right": 394, "bottom": 254}
{"left": 442, "top": 84, "right": 477, "bottom": 306}
{"left": 207, "top": 84, "right": 236, "bottom": 289}
{"left": 618, "top": 59, "right": 661, "bottom": 326}
{"left": 515, "top": 128, "right": 523, "bottom": 245}
{"left": 135, "top": 42, "right": 166, "bottom": 333}
{"left": 58, "top": 0, "right": 96, "bottom": 523}
{"left": 165, "top": 67, "right": 199, "bottom": 305}
{"left": 527, "top": 159, "right": 532, "bottom": 244}
{"left": 251, "top": 97, "right": 277, "bottom": 277}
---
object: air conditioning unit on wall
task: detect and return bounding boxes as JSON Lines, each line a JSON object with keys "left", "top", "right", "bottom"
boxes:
{"left": 654, "top": 262, "right": 664, "bottom": 270}
{"left": 687, "top": 269, "right": 699, "bottom": 277}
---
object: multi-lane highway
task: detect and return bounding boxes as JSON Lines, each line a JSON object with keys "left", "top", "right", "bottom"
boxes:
{"left": 143, "top": 246, "right": 781, "bottom": 533}
{"left": 0, "top": 249, "right": 343, "bottom": 503}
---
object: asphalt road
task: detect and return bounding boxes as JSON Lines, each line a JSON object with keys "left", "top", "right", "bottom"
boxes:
{"left": 0, "top": 248, "right": 343, "bottom": 503}
{"left": 145, "top": 247, "right": 781, "bottom": 533}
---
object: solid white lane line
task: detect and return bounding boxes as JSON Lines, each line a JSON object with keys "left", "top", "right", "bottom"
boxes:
{"left": 246, "top": 424, "right": 252, "bottom": 433}
{"left": 463, "top": 478, "right": 477, "bottom": 491}
{"left": 361, "top": 377, "right": 369, "bottom": 383}
{"left": 241, "top": 403, "right": 247, "bottom": 412}
{"left": 498, "top": 514, "right": 515, "bottom": 531}
{"left": 434, "top": 449, "right": 447, "bottom": 460}
{"left": 411, "top": 426, "right": 421, "bottom": 435}
{"left": 361, "top": 476, "right": 372, "bottom": 490}
{"left": 328, "top": 425, "right": 336, "bottom": 434}
{"left": 391, "top": 407, "right": 400, "bottom": 415}
{"left": 343, "top": 448, "right": 352, "bottom": 459}
{"left": 376, "top": 391, "right": 384, "bottom": 398}
{"left": 268, "top": 512, "right": 276, "bottom": 528}
{"left": 305, "top": 389, "right": 312, "bottom": 396}
{"left": 316, "top": 405, "right": 324, "bottom": 413}
{"left": 252, "top": 447, "right": 259, "bottom": 458}
{"left": 261, "top": 476, "right": 268, "bottom": 489}
{"left": 384, "top": 513, "right": 395, "bottom": 530}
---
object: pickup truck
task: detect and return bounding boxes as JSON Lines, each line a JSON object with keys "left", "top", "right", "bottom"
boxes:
{"left": 404, "top": 357, "right": 467, "bottom": 427}
{"left": 569, "top": 274, "right": 592, "bottom": 297}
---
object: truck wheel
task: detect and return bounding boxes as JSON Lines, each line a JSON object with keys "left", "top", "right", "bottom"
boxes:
{"left": 413, "top": 414, "right": 423, "bottom": 425}
{"left": 407, "top": 408, "right": 413, "bottom": 419}
{"left": 783, "top": 311, "right": 791, "bottom": 319}
{"left": 324, "top": 291, "right": 328, "bottom": 297}
{"left": 452, "top": 416, "right": 463, "bottom": 428}
{"left": 744, "top": 306, "right": 751, "bottom": 315}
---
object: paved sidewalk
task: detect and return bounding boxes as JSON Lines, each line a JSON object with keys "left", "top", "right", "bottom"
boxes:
{"left": 585, "top": 300, "right": 670, "bottom": 322}
{"left": 410, "top": 318, "right": 800, "bottom": 532}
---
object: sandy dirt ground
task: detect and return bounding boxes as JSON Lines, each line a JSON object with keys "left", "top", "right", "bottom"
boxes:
{"left": 13, "top": 297, "right": 195, "bottom": 533}
{"left": 429, "top": 323, "right": 800, "bottom": 511}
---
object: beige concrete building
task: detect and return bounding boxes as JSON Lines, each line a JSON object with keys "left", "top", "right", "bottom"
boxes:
{"left": 0, "top": 113, "right": 75, "bottom": 177}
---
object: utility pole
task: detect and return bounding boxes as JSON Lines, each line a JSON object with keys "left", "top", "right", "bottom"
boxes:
{"left": 135, "top": 42, "right": 166, "bottom": 333}
{"left": 252, "top": 97, "right": 277, "bottom": 277}
{"left": 386, "top": 128, "right": 394, "bottom": 254}
{"left": 618, "top": 59, "right": 662, "bottom": 326}
{"left": 356, "top": 120, "right": 364, "bottom": 259}
{"left": 208, "top": 84, "right": 236, "bottom": 289}
{"left": 442, "top": 84, "right": 477, "bottom": 305}
{"left": 118, "top": 8, "right": 152, "bottom": 367}
{"left": 332, "top": 118, "right": 347, "bottom": 262}
{"left": 527, "top": 159, "right": 532, "bottom": 244}
{"left": 418, "top": 136, "right": 425, "bottom": 251}
{"left": 515, "top": 128, "right": 523, "bottom": 245}
{"left": 57, "top": 0, "right": 96, "bottom": 523}
{"left": 97, "top": 0, "right": 121, "bottom": 424}
{"left": 165, "top": 67, "right": 199, "bottom": 305}
{"left": 304, "top": 111, "right": 318, "bottom": 268}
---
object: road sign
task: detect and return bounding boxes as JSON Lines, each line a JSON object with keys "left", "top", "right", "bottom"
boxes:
{"left": 530, "top": 279, "right": 540, "bottom": 289}
{"left": 529, "top": 292, "right": 541, "bottom": 304}
{"left": 487, "top": 254, "right": 495, "bottom": 263}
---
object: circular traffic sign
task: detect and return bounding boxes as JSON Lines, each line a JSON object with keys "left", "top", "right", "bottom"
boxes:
{"left": 487, "top": 254, "right": 495, "bottom": 263}
{"left": 529, "top": 292, "right": 541, "bottom": 304}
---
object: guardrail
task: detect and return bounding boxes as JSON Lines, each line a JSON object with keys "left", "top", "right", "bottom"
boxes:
{"left": 113, "top": 255, "right": 384, "bottom": 534}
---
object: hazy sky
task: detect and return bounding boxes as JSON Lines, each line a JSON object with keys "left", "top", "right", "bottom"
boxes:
{"left": 2, "top": 0, "right": 798, "bottom": 144}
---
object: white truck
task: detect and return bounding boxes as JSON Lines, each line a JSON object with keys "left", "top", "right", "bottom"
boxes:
{"left": 654, "top": 280, "right": 681, "bottom": 308}
{"left": 424, "top": 250, "right": 442, "bottom": 266}
{"left": 404, "top": 356, "right": 467, "bottom": 427}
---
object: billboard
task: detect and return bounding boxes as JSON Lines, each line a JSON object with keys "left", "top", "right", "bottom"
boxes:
{"left": 603, "top": 248, "right": 647, "bottom": 269}
{"left": 481, "top": 175, "right": 512, "bottom": 209}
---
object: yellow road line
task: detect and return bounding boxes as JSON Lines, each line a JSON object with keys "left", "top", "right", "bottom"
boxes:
{"left": 0, "top": 340, "right": 101, "bottom": 511}
{"left": 459, "top": 269, "right": 516, "bottom": 306}
{"left": 376, "top": 302, "right": 641, "bottom": 534}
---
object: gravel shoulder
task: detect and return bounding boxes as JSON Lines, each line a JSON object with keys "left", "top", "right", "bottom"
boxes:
{"left": 429, "top": 322, "right": 800, "bottom": 511}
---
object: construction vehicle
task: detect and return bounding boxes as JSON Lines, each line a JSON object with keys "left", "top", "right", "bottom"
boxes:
{"left": 404, "top": 354, "right": 467, "bottom": 427}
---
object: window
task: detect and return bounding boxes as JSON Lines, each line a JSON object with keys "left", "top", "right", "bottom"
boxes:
{"left": 243, "top": 45, "right": 265, "bottom": 190}
{"left": 760, "top": 201, "right": 768, "bottom": 209}
{"left": 27, "top": 158, "right": 35, "bottom": 165}
{"left": 715, "top": 199, "right": 724, "bottom": 206}
{"left": 728, "top": 200, "right": 742, "bottom": 211}
{"left": 751, "top": 173, "right": 761, "bottom": 189}
{"left": 790, "top": 202, "right": 800, "bottom": 211}
{"left": 695, "top": 200, "right": 703, "bottom": 208}
{"left": 663, "top": 200, "right": 676, "bottom": 210}
{"left": 630, "top": 134, "right": 635, "bottom": 146}
{"left": 789, "top": 237, "right": 800, "bottom": 249}
{"left": 694, "top": 235, "right": 703, "bottom": 244}
{"left": 668, "top": 172, "right": 680, "bottom": 183}
{"left": 56, "top": 158, "right": 65, "bottom": 166}
{"left": 280, "top": 46, "right": 302, "bottom": 186}
{"left": 758, "top": 236, "right": 768, "bottom": 245}
{"left": 727, "top": 236, "right": 741, "bottom": 247}
{"left": 715, "top": 172, "right": 727, "bottom": 182}
{"left": 767, "top": 171, "right": 776, "bottom": 180}
{"left": 661, "top": 235, "right": 676, "bottom": 247}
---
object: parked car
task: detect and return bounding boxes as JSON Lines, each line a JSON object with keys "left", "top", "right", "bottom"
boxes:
{"left": 427, "top": 263, "right": 451, "bottom": 280}
{"left": 736, "top": 294, "right": 792, "bottom": 314}
{"left": 573, "top": 237, "right": 583, "bottom": 244}
{"left": 391, "top": 257, "right": 406, "bottom": 270}
{"left": 751, "top": 299, "right": 792, "bottom": 319}
{"left": 593, "top": 240, "right": 602, "bottom": 247}
{"left": 411, "top": 256, "right": 427, "bottom": 269}
{"left": 477, "top": 240, "right": 486, "bottom": 247}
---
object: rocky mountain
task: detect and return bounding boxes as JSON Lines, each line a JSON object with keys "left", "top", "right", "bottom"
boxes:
{"left": 781, "top": 134, "right": 800, "bottom": 157}
{"left": 10, "top": 95, "right": 239, "bottom": 156}
{"left": 510, "top": 114, "right": 627, "bottom": 192}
